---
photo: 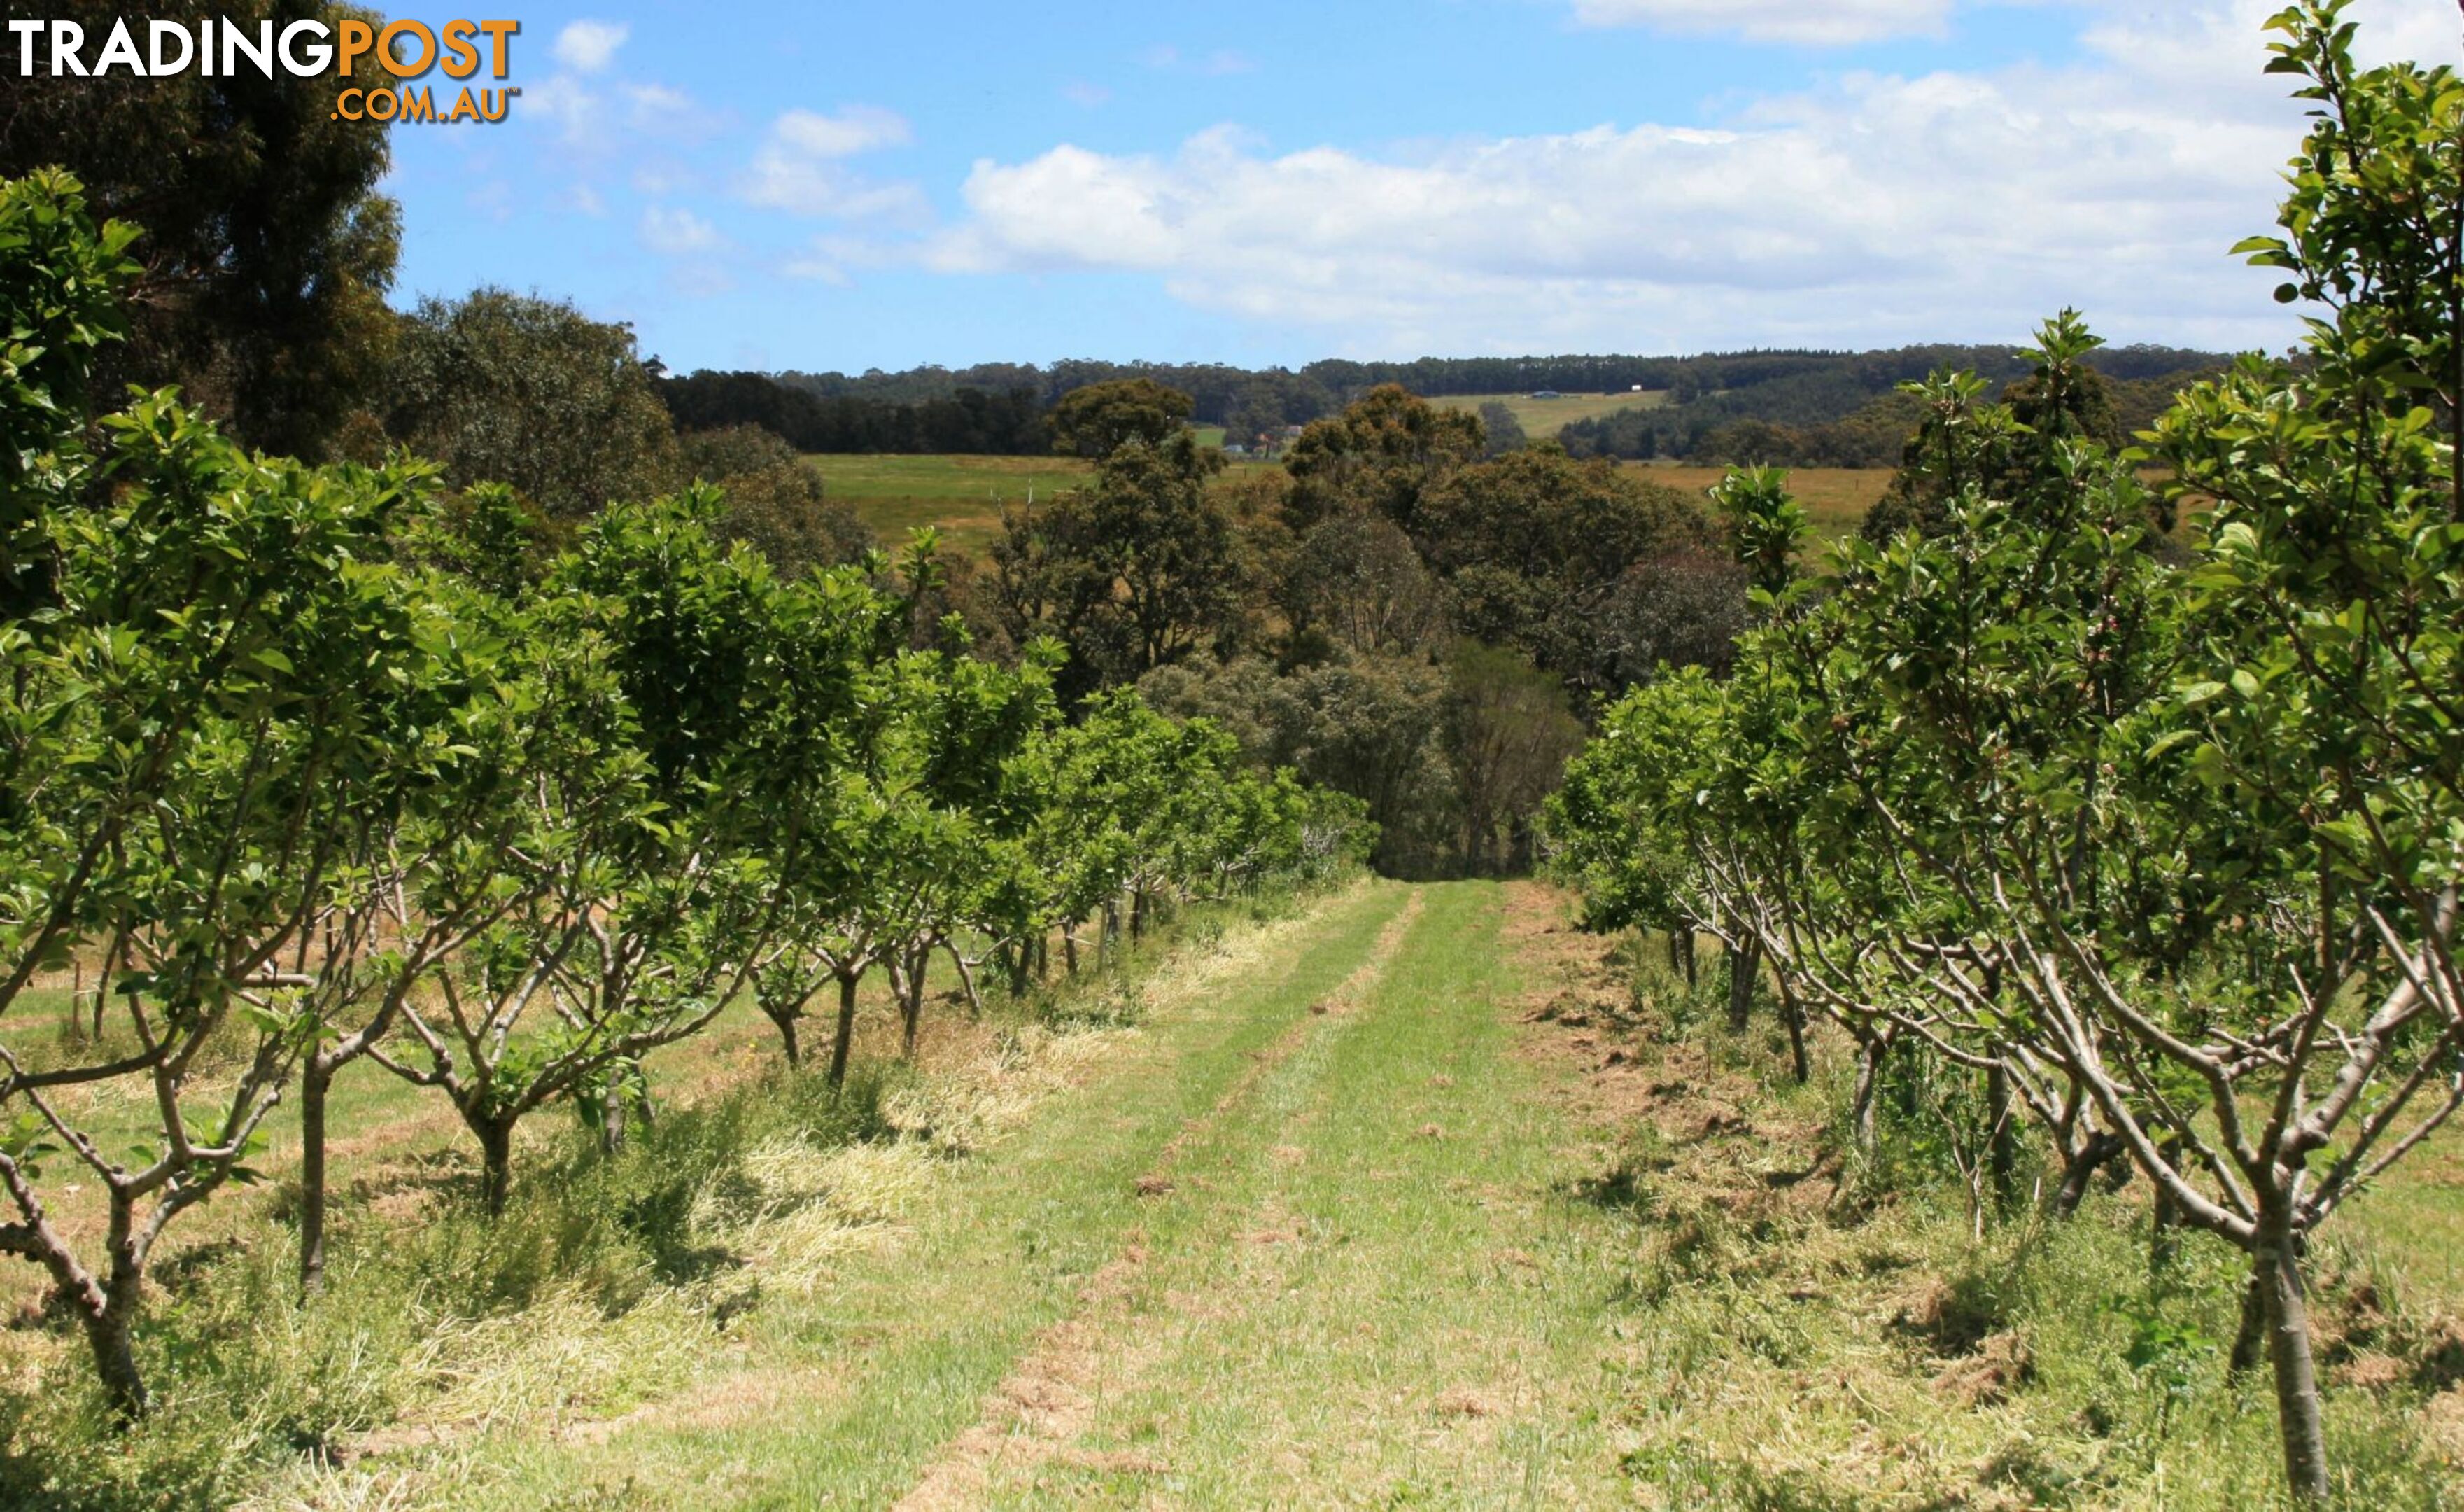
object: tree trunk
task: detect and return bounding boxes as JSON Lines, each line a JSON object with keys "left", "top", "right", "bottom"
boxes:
{"left": 1130, "top": 889, "right": 1147, "bottom": 943}
{"left": 1062, "top": 925, "right": 1078, "bottom": 976}
{"left": 299, "top": 1057, "right": 334, "bottom": 1297}
{"left": 1780, "top": 988, "right": 1810, "bottom": 1085}
{"left": 2231, "top": 1270, "right": 2269, "bottom": 1376}
{"left": 477, "top": 1118, "right": 513, "bottom": 1218}
{"left": 599, "top": 1066, "right": 627, "bottom": 1156}
{"left": 1680, "top": 929, "right": 1697, "bottom": 990}
{"left": 773, "top": 1010, "right": 802, "bottom": 1067}
{"left": 828, "top": 971, "right": 861, "bottom": 1089}
{"left": 1985, "top": 1064, "right": 2018, "bottom": 1210}
{"left": 900, "top": 951, "right": 927, "bottom": 1057}
{"left": 2051, "top": 1131, "right": 2124, "bottom": 1217}
{"left": 945, "top": 941, "right": 983, "bottom": 1018}
{"left": 1726, "top": 937, "right": 1760, "bottom": 1033}
{"left": 1850, "top": 1032, "right": 1886, "bottom": 1156}
{"left": 1508, "top": 816, "right": 1536, "bottom": 874}
{"left": 2258, "top": 1222, "right": 2330, "bottom": 1501}
{"left": 80, "top": 1296, "right": 146, "bottom": 1420}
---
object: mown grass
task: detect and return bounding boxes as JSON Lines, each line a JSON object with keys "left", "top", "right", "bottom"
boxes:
{"left": 964, "top": 881, "right": 1640, "bottom": 1505}
{"left": 0, "top": 888, "right": 1362, "bottom": 1511}
{"left": 1565, "top": 923, "right": 2464, "bottom": 1511}
{"left": 425, "top": 881, "right": 1414, "bottom": 1508}
{"left": 17, "top": 881, "right": 2449, "bottom": 1506}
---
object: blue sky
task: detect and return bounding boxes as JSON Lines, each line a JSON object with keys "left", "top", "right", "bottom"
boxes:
{"left": 380, "top": 1, "right": 2454, "bottom": 374}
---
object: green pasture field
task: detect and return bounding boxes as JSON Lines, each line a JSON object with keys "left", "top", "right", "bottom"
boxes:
{"left": 805, "top": 452, "right": 1284, "bottom": 555}
{"left": 805, "top": 454, "right": 1096, "bottom": 554}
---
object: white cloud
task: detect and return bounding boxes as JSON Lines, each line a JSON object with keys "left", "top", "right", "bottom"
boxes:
{"left": 770, "top": 105, "right": 913, "bottom": 159}
{"left": 739, "top": 107, "right": 927, "bottom": 221}
{"left": 782, "top": 232, "right": 889, "bottom": 286}
{"left": 624, "top": 83, "right": 691, "bottom": 120}
{"left": 913, "top": 1, "right": 2440, "bottom": 354}
{"left": 1569, "top": 0, "right": 1953, "bottom": 46}
{"left": 521, "top": 73, "right": 599, "bottom": 142}
{"left": 1062, "top": 80, "right": 1112, "bottom": 108}
{"left": 640, "top": 205, "right": 724, "bottom": 255}
{"left": 553, "top": 19, "right": 629, "bottom": 74}
{"left": 1141, "top": 43, "right": 1259, "bottom": 76}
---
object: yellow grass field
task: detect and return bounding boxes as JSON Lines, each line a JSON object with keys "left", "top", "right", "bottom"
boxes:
{"left": 808, "top": 454, "right": 1892, "bottom": 557}
{"left": 1628, "top": 462, "right": 1892, "bottom": 540}
{"left": 1432, "top": 389, "right": 1670, "bottom": 435}
{"left": 808, "top": 453, "right": 1285, "bottom": 555}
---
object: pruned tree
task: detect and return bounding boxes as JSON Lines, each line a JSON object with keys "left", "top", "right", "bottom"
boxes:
{"left": 1548, "top": 10, "right": 2461, "bottom": 1496}
{"left": 0, "top": 173, "right": 445, "bottom": 1406}
{"left": 372, "top": 491, "right": 842, "bottom": 1210}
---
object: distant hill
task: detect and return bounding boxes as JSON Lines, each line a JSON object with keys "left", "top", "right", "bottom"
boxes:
{"left": 661, "top": 344, "right": 2236, "bottom": 461}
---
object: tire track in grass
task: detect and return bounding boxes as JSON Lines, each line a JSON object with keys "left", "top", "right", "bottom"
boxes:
{"left": 993, "top": 883, "right": 1484, "bottom": 1504}
{"left": 963, "top": 882, "right": 1636, "bottom": 1507}
{"left": 891, "top": 888, "right": 1428, "bottom": 1511}
{"left": 412, "top": 881, "right": 1412, "bottom": 1511}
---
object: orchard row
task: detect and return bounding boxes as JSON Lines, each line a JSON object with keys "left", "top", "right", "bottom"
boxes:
{"left": 0, "top": 169, "right": 1363, "bottom": 1418}
{"left": 1546, "top": 10, "right": 2458, "bottom": 1500}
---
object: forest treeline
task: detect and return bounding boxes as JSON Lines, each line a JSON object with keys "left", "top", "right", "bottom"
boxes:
{"left": 661, "top": 342, "right": 2230, "bottom": 461}
{"left": 659, "top": 370, "right": 1049, "bottom": 456}
{"left": 1561, "top": 363, "right": 2220, "bottom": 467}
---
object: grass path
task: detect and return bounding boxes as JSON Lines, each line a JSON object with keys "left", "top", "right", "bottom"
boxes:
{"left": 934, "top": 879, "right": 1632, "bottom": 1508}
{"left": 434, "top": 879, "right": 1640, "bottom": 1508}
